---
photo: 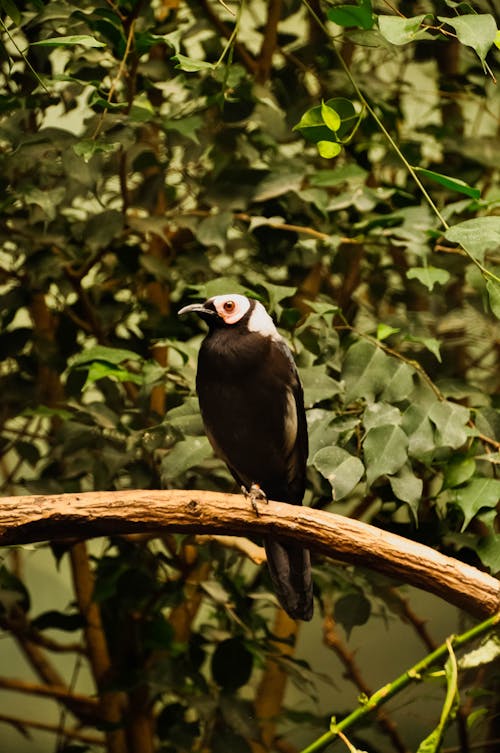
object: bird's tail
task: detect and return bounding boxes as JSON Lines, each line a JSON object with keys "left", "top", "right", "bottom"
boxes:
{"left": 264, "top": 537, "right": 313, "bottom": 621}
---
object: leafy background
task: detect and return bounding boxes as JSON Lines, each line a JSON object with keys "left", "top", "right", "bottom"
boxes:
{"left": 0, "top": 0, "right": 499, "bottom": 752}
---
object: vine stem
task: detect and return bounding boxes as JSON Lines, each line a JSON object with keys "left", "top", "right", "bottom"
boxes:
{"left": 299, "top": 611, "right": 500, "bottom": 753}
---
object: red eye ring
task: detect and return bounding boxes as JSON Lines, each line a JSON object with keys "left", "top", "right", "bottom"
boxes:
{"left": 223, "top": 300, "right": 235, "bottom": 312}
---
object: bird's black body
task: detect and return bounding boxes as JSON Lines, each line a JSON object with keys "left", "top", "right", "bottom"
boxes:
{"left": 179, "top": 295, "right": 313, "bottom": 621}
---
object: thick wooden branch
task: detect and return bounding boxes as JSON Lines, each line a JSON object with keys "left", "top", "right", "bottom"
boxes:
{"left": 0, "top": 490, "right": 498, "bottom": 618}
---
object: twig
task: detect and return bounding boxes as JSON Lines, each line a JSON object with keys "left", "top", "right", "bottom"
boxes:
{"left": 385, "top": 587, "right": 436, "bottom": 653}
{"left": 195, "top": 534, "right": 266, "bottom": 564}
{"left": 0, "top": 613, "right": 96, "bottom": 722}
{"left": 0, "top": 676, "right": 98, "bottom": 710}
{"left": 92, "top": 18, "right": 137, "bottom": 139}
{"left": 323, "top": 617, "right": 409, "bottom": 753}
{"left": 256, "top": 0, "right": 283, "bottom": 84}
{"left": 0, "top": 712, "right": 105, "bottom": 745}
{"left": 197, "top": 0, "right": 258, "bottom": 73}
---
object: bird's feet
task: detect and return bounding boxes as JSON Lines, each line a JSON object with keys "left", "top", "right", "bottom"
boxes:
{"left": 242, "top": 483, "right": 268, "bottom": 516}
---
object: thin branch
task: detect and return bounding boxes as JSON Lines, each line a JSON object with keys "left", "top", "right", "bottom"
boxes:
{"left": 323, "top": 616, "right": 409, "bottom": 753}
{"left": 0, "top": 712, "right": 105, "bottom": 746}
{"left": 92, "top": 18, "right": 137, "bottom": 140}
{"left": 184, "top": 210, "right": 336, "bottom": 241}
{"left": 197, "top": 0, "right": 258, "bottom": 73}
{"left": 194, "top": 534, "right": 266, "bottom": 564}
{"left": 388, "top": 588, "right": 436, "bottom": 653}
{"left": 0, "top": 613, "right": 97, "bottom": 723}
{"left": 0, "top": 676, "right": 98, "bottom": 711}
{"left": 0, "top": 490, "right": 498, "bottom": 618}
{"left": 255, "top": 0, "right": 283, "bottom": 84}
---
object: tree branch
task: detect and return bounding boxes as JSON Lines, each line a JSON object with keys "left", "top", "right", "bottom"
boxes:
{"left": 0, "top": 490, "right": 498, "bottom": 618}
{"left": 68, "top": 542, "right": 128, "bottom": 753}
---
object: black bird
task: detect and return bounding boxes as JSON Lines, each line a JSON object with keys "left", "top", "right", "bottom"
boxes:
{"left": 178, "top": 293, "right": 313, "bottom": 621}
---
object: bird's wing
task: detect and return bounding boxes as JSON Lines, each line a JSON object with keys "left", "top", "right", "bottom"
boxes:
{"left": 276, "top": 342, "right": 308, "bottom": 504}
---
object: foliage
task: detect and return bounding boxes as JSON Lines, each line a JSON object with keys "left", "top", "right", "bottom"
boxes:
{"left": 0, "top": 0, "right": 499, "bottom": 751}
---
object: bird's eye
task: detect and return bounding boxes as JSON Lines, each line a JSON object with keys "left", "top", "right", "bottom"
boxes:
{"left": 223, "top": 300, "right": 235, "bottom": 312}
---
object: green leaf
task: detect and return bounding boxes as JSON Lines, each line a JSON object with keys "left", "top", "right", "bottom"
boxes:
{"left": 172, "top": 53, "right": 215, "bottom": 72}
{"left": 428, "top": 401, "right": 470, "bottom": 449}
{"left": 317, "top": 141, "right": 342, "bottom": 159}
{"left": 466, "top": 707, "right": 489, "bottom": 730}
{"left": 82, "top": 362, "right": 143, "bottom": 388}
{"left": 363, "top": 402, "right": 401, "bottom": 431}
{"left": 321, "top": 101, "right": 341, "bottom": 132}
{"left": 389, "top": 464, "right": 423, "bottom": 520}
{"left": 405, "top": 335, "right": 442, "bottom": 362}
{"left": 293, "top": 105, "right": 326, "bottom": 133}
{"left": 443, "top": 456, "right": 476, "bottom": 489}
{"left": 438, "top": 14, "right": 497, "bottom": 65}
{"left": 211, "top": 638, "right": 253, "bottom": 690}
{"left": 414, "top": 168, "right": 480, "bottom": 199}
{"left": 459, "top": 636, "right": 500, "bottom": 669}
{"left": 161, "top": 436, "right": 212, "bottom": 479}
{"left": 376, "top": 324, "right": 399, "bottom": 341}
{"left": 334, "top": 592, "right": 371, "bottom": 638}
{"left": 312, "top": 446, "right": 364, "bottom": 500}
{"left": 324, "top": 98, "right": 358, "bottom": 139}
{"left": 253, "top": 167, "right": 305, "bottom": 201}
{"left": 407, "top": 266, "right": 450, "bottom": 291}
{"left": 445, "top": 217, "right": 500, "bottom": 263}
{"left": 299, "top": 366, "right": 342, "bottom": 408}
{"left": 24, "top": 405, "right": 72, "bottom": 420}
{"left": 378, "top": 14, "right": 431, "bottom": 45}
{"left": 163, "top": 115, "right": 203, "bottom": 144}
{"left": 310, "top": 164, "right": 367, "bottom": 187}
{"left": 72, "top": 346, "right": 141, "bottom": 368}
{"left": 293, "top": 98, "right": 356, "bottom": 144}
{"left": 486, "top": 279, "right": 500, "bottom": 319}
{"left": 197, "top": 211, "right": 233, "bottom": 249}
{"left": 31, "top": 35, "right": 106, "bottom": 48}
{"left": 380, "top": 361, "right": 415, "bottom": 403}
{"left": 477, "top": 534, "right": 500, "bottom": 573}
{"left": 454, "top": 477, "right": 500, "bottom": 530}
{"left": 0, "top": 0, "right": 22, "bottom": 25}
{"left": 364, "top": 425, "right": 409, "bottom": 485}
{"left": 342, "top": 340, "right": 392, "bottom": 403}
{"left": 327, "top": 0, "right": 374, "bottom": 30}
{"left": 73, "top": 139, "right": 119, "bottom": 163}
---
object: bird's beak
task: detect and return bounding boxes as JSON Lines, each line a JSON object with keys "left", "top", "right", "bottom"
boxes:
{"left": 178, "top": 302, "right": 216, "bottom": 318}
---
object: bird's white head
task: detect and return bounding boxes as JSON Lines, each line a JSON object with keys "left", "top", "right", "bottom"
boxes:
{"left": 179, "top": 293, "right": 280, "bottom": 339}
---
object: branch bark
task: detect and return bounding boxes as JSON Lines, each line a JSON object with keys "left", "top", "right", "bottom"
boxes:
{"left": 0, "top": 490, "right": 498, "bottom": 618}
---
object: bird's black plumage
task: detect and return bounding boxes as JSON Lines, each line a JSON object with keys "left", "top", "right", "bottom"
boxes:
{"left": 179, "top": 294, "right": 313, "bottom": 621}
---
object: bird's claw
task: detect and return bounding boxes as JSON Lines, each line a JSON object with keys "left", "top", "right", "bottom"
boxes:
{"left": 242, "top": 483, "right": 268, "bottom": 516}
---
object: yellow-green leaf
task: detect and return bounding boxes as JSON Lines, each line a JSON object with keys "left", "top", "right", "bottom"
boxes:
{"left": 321, "top": 101, "right": 341, "bottom": 132}
{"left": 317, "top": 141, "right": 341, "bottom": 159}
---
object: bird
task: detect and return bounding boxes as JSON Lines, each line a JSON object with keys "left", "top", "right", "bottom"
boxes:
{"left": 178, "top": 293, "right": 313, "bottom": 621}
